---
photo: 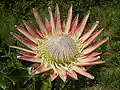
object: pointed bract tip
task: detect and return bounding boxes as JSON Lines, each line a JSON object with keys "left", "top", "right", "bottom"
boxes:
{"left": 96, "top": 21, "right": 99, "bottom": 24}
{"left": 33, "top": 8, "right": 38, "bottom": 13}
{"left": 56, "top": 3, "right": 58, "bottom": 7}
{"left": 60, "top": 75, "right": 67, "bottom": 82}
{"left": 106, "top": 37, "right": 109, "bottom": 40}
{"left": 70, "top": 5, "right": 72, "bottom": 9}
{"left": 87, "top": 10, "right": 90, "bottom": 14}
{"left": 75, "top": 77, "right": 78, "bottom": 80}
{"left": 50, "top": 73, "right": 58, "bottom": 81}
{"left": 104, "top": 37, "right": 109, "bottom": 42}
{"left": 9, "top": 45, "right": 12, "bottom": 48}
{"left": 101, "top": 28, "right": 104, "bottom": 30}
{"left": 48, "top": 7, "right": 51, "bottom": 9}
{"left": 91, "top": 76, "right": 95, "bottom": 79}
{"left": 33, "top": 8, "right": 36, "bottom": 11}
{"left": 102, "top": 61, "right": 106, "bottom": 63}
{"left": 45, "top": 17, "right": 47, "bottom": 20}
{"left": 15, "top": 25, "right": 17, "bottom": 27}
{"left": 55, "top": 3, "right": 59, "bottom": 12}
{"left": 22, "top": 20, "right": 28, "bottom": 25}
{"left": 97, "top": 56, "right": 100, "bottom": 59}
{"left": 84, "top": 10, "right": 90, "bottom": 17}
{"left": 17, "top": 56, "right": 21, "bottom": 58}
{"left": 10, "top": 32, "right": 13, "bottom": 34}
{"left": 48, "top": 7, "right": 52, "bottom": 12}
{"left": 77, "top": 13, "right": 79, "bottom": 17}
{"left": 22, "top": 19, "right": 26, "bottom": 23}
{"left": 35, "top": 70, "right": 40, "bottom": 74}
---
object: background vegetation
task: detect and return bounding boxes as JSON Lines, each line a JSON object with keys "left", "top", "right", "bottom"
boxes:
{"left": 0, "top": 0, "right": 120, "bottom": 90}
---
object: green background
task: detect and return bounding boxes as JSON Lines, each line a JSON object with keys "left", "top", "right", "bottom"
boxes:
{"left": 0, "top": 0, "right": 120, "bottom": 90}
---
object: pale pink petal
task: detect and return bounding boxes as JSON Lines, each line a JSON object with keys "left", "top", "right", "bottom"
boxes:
{"left": 50, "top": 72, "right": 58, "bottom": 81}
{"left": 62, "top": 20, "right": 65, "bottom": 31}
{"left": 18, "top": 56, "right": 41, "bottom": 63}
{"left": 55, "top": 4, "right": 62, "bottom": 33}
{"left": 25, "top": 39, "right": 37, "bottom": 46}
{"left": 11, "top": 33, "right": 36, "bottom": 50}
{"left": 45, "top": 17, "right": 51, "bottom": 33}
{"left": 57, "top": 69, "right": 67, "bottom": 82}
{"left": 48, "top": 7, "right": 55, "bottom": 34}
{"left": 81, "top": 21, "right": 99, "bottom": 42}
{"left": 72, "top": 66, "right": 94, "bottom": 79}
{"left": 15, "top": 25, "right": 37, "bottom": 43}
{"left": 23, "top": 20, "right": 42, "bottom": 39}
{"left": 18, "top": 51, "right": 36, "bottom": 57}
{"left": 64, "top": 5, "right": 72, "bottom": 34}
{"left": 80, "top": 56, "right": 100, "bottom": 63}
{"left": 75, "top": 11, "right": 90, "bottom": 40}
{"left": 33, "top": 8, "right": 47, "bottom": 34}
{"left": 69, "top": 14, "right": 79, "bottom": 35}
{"left": 79, "top": 61, "right": 105, "bottom": 66}
{"left": 36, "top": 30, "right": 44, "bottom": 38}
{"left": 80, "top": 67, "right": 87, "bottom": 71}
{"left": 84, "top": 52, "right": 102, "bottom": 58}
{"left": 66, "top": 71, "right": 78, "bottom": 80}
{"left": 31, "top": 65, "right": 50, "bottom": 75}
{"left": 59, "top": 74, "right": 67, "bottom": 82}
{"left": 83, "top": 38, "right": 108, "bottom": 55}
{"left": 84, "top": 28, "right": 103, "bottom": 48}
{"left": 9, "top": 46, "right": 35, "bottom": 54}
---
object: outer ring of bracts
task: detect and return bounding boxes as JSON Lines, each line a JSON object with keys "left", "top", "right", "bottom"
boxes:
{"left": 10, "top": 4, "right": 108, "bottom": 81}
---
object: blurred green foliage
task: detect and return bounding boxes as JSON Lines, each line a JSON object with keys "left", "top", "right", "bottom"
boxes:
{"left": 0, "top": 0, "right": 120, "bottom": 90}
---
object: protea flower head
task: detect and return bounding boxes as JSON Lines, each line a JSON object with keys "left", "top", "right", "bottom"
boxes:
{"left": 10, "top": 4, "right": 108, "bottom": 81}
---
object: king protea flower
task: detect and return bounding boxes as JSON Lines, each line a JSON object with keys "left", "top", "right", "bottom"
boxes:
{"left": 10, "top": 4, "right": 108, "bottom": 81}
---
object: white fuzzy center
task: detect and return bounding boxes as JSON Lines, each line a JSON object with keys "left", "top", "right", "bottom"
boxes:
{"left": 45, "top": 35, "right": 77, "bottom": 61}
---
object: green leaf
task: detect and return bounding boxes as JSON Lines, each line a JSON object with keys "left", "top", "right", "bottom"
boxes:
{"left": 0, "top": 79, "right": 6, "bottom": 89}
{"left": 40, "top": 78, "right": 52, "bottom": 90}
{"left": 8, "top": 68, "right": 30, "bottom": 86}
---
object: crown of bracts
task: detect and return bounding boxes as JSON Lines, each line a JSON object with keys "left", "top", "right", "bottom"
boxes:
{"left": 10, "top": 4, "right": 108, "bottom": 81}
